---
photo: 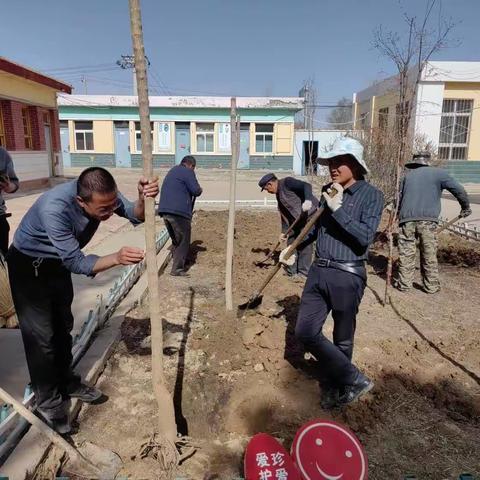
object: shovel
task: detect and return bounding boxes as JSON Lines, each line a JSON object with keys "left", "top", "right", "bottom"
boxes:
{"left": 238, "top": 191, "right": 336, "bottom": 315}
{"left": 256, "top": 212, "right": 305, "bottom": 266}
{"left": 0, "top": 386, "right": 122, "bottom": 479}
{"left": 436, "top": 215, "right": 461, "bottom": 234}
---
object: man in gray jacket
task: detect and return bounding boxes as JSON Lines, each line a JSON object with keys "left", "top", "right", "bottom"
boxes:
{"left": 396, "top": 152, "right": 471, "bottom": 293}
{"left": 0, "top": 147, "right": 19, "bottom": 255}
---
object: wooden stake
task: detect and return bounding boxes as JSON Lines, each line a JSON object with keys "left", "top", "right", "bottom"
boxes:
{"left": 129, "top": 0, "right": 178, "bottom": 449}
{"left": 225, "top": 98, "right": 239, "bottom": 311}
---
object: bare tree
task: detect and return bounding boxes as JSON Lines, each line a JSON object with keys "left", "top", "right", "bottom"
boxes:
{"left": 371, "top": 0, "right": 456, "bottom": 303}
{"left": 326, "top": 97, "right": 353, "bottom": 130}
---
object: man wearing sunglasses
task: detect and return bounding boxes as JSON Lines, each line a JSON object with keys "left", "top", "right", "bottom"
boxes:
{"left": 7, "top": 167, "right": 158, "bottom": 434}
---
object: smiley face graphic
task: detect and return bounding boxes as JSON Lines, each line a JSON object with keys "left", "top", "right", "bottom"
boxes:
{"left": 291, "top": 419, "right": 367, "bottom": 480}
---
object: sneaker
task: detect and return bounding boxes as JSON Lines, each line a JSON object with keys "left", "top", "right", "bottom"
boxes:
{"left": 37, "top": 409, "right": 71, "bottom": 435}
{"left": 320, "top": 385, "right": 339, "bottom": 409}
{"left": 67, "top": 384, "right": 102, "bottom": 403}
{"left": 338, "top": 373, "right": 374, "bottom": 405}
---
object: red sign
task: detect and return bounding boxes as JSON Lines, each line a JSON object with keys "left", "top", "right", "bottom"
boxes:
{"left": 245, "top": 433, "right": 301, "bottom": 480}
{"left": 291, "top": 419, "right": 368, "bottom": 480}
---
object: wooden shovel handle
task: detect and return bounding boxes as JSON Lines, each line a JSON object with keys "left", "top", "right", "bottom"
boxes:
{"left": 0, "top": 386, "right": 90, "bottom": 467}
{"left": 437, "top": 215, "right": 461, "bottom": 234}
{"left": 252, "top": 203, "right": 329, "bottom": 298}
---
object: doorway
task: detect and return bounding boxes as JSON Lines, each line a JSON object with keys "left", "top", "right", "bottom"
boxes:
{"left": 303, "top": 140, "right": 318, "bottom": 175}
{"left": 175, "top": 122, "right": 191, "bottom": 165}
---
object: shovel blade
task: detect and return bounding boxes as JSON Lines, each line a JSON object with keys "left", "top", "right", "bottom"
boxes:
{"left": 65, "top": 441, "right": 122, "bottom": 480}
{"left": 237, "top": 295, "right": 263, "bottom": 317}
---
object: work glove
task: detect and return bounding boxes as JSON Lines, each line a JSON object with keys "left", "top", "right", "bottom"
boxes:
{"left": 302, "top": 199, "right": 313, "bottom": 212}
{"left": 322, "top": 182, "right": 343, "bottom": 212}
{"left": 279, "top": 247, "right": 296, "bottom": 266}
{"left": 279, "top": 233, "right": 287, "bottom": 243}
{"left": 460, "top": 207, "right": 472, "bottom": 218}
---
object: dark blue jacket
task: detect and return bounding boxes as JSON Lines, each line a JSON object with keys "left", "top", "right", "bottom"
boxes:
{"left": 158, "top": 165, "right": 202, "bottom": 219}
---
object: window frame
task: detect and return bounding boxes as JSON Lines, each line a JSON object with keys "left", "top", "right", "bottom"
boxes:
{"left": 254, "top": 123, "right": 274, "bottom": 154}
{"left": 134, "top": 121, "right": 154, "bottom": 153}
{"left": 74, "top": 120, "right": 95, "bottom": 152}
{"left": 195, "top": 122, "right": 215, "bottom": 153}
{"left": 438, "top": 99, "right": 473, "bottom": 161}
{"left": 378, "top": 107, "right": 389, "bottom": 131}
{"left": 156, "top": 121, "right": 172, "bottom": 152}
{"left": 21, "top": 106, "right": 33, "bottom": 150}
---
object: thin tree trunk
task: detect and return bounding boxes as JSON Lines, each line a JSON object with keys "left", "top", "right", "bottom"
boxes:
{"left": 129, "top": 0, "right": 178, "bottom": 451}
{"left": 225, "top": 98, "right": 238, "bottom": 311}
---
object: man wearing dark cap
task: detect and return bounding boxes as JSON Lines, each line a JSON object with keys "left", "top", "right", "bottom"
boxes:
{"left": 258, "top": 172, "right": 318, "bottom": 278}
{"left": 280, "top": 137, "right": 384, "bottom": 407}
{"left": 396, "top": 151, "right": 471, "bottom": 293}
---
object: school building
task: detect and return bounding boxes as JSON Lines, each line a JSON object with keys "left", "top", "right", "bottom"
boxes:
{"left": 353, "top": 61, "right": 480, "bottom": 182}
{"left": 0, "top": 57, "right": 72, "bottom": 188}
{"left": 57, "top": 95, "right": 303, "bottom": 171}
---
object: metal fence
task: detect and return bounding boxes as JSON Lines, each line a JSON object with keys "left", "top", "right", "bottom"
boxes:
{"left": 439, "top": 217, "right": 480, "bottom": 242}
{"left": 0, "top": 227, "right": 170, "bottom": 460}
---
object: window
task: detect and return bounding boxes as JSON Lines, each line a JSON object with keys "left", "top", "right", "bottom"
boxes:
{"left": 74, "top": 121, "right": 94, "bottom": 151}
{"left": 157, "top": 122, "right": 171, "bottom": 151}
{"left": 218, "top": 123, "right": 231, "bottom": 152}
{"left": 255, "top": 123, "right": 273, "bottom": 153}
{"left": 196, "top": 123, "right": 214, "bottom": 153}
{"left": 378, "top": 107, "right": 389, "bottom": 131}
{"left": 135, "top": 121, "right": 153, "bottom": 152}
{"left": 0, "top": 104, "right": 5, "bottom": 148}
{"left": 438, "top": 99, "right": 473, "bottom": 161}
{"left": 22, "top": 107, "right": 33, "bottom": 149}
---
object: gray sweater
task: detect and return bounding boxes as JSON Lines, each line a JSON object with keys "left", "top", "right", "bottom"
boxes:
{"left": 0, "top": 147, "right": 19, "bottom": 215}
{"left": 398, "top": 166, "right": 470, "bottom": 224}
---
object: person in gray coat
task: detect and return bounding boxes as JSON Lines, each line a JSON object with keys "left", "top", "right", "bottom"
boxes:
{"left": 0, "top": 147, "right": 19, "bottom": 255}
{"left": 396, "top": 151, "right": 471, "bottom": 293}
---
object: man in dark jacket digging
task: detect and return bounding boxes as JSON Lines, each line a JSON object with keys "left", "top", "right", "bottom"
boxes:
{"left": 158, "top": 155, "right": 203, "bottom": 276}
{"left": 396, "top": 151, "right": 471, "bottom": 293}
{"left": 258, "top": 173, "right": 318, "bottom": 279}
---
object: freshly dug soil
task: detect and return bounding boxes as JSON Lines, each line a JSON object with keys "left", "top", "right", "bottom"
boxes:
{"left": 55, "top": 211, "right": 479, "bottom": 479}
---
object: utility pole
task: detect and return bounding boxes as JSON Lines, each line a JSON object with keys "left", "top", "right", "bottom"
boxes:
{"left": 80, "top": 75, "right": 88, "bottom": 95}
{"left": 225, "top": 98, "right": 239, "bottom": 311}
{"left": 128, "top": 0, "right": 178, "bottom": 466}
{"left": 117, "top": 53, "right": 150, "bottom": 95}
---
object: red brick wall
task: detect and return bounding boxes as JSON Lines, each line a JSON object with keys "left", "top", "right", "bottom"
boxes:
{"left": 0, "top": 99, "right": 63, "bottom": 153}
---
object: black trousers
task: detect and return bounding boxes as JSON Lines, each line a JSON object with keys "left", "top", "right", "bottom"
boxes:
{"left": 296, "top": 264, "right": 366, "bottom": 386}
{"left": 163, "top": 214, "right": 191, "bottom": 273}
{"left": 7, "top": 247, "right": 81, "bottom": 418}
{"left": 0, "top": 214, "right": 10, "bottom": 256}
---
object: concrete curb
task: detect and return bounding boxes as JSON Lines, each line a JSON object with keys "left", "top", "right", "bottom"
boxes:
{"left": 0, "top": 241, "right": 171, "bottom": 480}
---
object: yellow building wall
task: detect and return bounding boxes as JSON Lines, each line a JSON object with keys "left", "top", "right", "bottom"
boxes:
{"left": 275, "top": 123, "right": 294, "bottom": 155}
{"left": 0, "top": 72, "right": 57, "bottom": 107}
{"left": 443, "top": 82, "right": 480, "bottom": 160}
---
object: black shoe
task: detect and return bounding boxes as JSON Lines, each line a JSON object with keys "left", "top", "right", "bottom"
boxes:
{"left": 68, "top": 384, "right": 102, "bottom": 403}
{"left": 170, "top": 270, "right": 189, "bottom": 277}
{"left": 320, "top": 385, "right": 339, "bottom": 409}
{"left": 338, "top": 373, "right": 374, "bottom": 405}
{"left": 37, "top": 409, "right": 71, "bottom": 435}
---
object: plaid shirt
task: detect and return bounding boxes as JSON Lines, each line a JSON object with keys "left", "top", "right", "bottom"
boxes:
{"left": 311, "top": 180, "right": 384, "bottom": 261}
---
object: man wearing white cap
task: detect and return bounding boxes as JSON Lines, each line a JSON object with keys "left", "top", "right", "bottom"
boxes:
{"left": 280, "top": 137, "right": 384, "bottom": 407}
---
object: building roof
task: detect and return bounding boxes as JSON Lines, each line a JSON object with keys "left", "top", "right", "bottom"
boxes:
{"left": 58, "top": 94, "right": 304, "bottom": 110}
{"left": 0, "top": 57, "right": 72, "bottom": 93}
{"left": 354, "top": 61, "right": 480, "bottom": 103}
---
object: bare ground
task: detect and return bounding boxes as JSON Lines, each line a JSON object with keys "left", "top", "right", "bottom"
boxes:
{"left": 53, "top": 210, "right": 479, "bottom": 479}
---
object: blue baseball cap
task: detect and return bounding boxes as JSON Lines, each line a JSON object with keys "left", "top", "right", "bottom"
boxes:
{"left": 258, "top": 173, "right": 277, "bottom": 191}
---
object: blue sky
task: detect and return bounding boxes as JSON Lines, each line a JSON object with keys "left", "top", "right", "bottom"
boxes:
{"left": 1, "top": 0, "right": 479, "bottom": 104}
